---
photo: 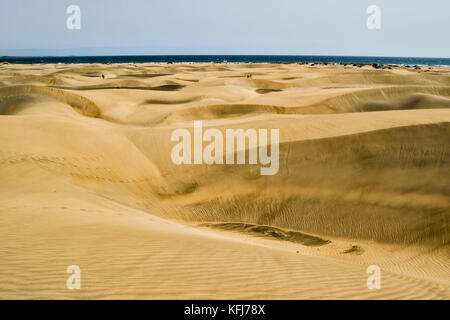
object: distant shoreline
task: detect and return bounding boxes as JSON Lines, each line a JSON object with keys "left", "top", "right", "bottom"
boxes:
{"left": 1, "top": 55, "right": 450, "bottom": 66}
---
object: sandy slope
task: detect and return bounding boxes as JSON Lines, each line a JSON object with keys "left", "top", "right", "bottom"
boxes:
{"left": 0, "top": 63, "right": 449, "bottom": 299}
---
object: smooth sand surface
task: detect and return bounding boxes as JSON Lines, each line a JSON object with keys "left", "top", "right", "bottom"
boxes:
{"left": 0, "top": 62, "right": 449, "bottom": 299}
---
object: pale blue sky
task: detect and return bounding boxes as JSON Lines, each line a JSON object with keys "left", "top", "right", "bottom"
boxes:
{"left": 0, "top": 0, "right": 449, "bottom": 57}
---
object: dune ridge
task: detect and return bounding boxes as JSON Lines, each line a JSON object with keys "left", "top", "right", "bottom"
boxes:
{"left": 0, "top": 85, "right": 100, "bottom": 117}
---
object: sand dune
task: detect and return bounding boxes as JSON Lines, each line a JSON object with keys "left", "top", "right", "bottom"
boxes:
{"left": 0, "top": 85, "right": 100, "bottom": 116}
{"left": 360, "top": 92, "right": 450, "bottom": 112}
{"left": 0, "top": 63, "right": 449, "bottom": 299}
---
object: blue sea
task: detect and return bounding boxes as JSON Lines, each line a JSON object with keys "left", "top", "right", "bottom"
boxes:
{"left": 1, "top": 55, "right": 450, "bottom": 66}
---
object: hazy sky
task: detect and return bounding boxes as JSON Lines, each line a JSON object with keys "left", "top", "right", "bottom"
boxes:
{"left": 1, "top": 0, "right": 449, "bottom": 57}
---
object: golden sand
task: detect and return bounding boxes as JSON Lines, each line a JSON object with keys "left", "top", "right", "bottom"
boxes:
{"left": 0, "top": 63, "right": 449, "bottom": 299}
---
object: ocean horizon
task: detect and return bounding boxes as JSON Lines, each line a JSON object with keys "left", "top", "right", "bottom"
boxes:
{"left": 1, "top": 55, "right": 450, "bottom": 66}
